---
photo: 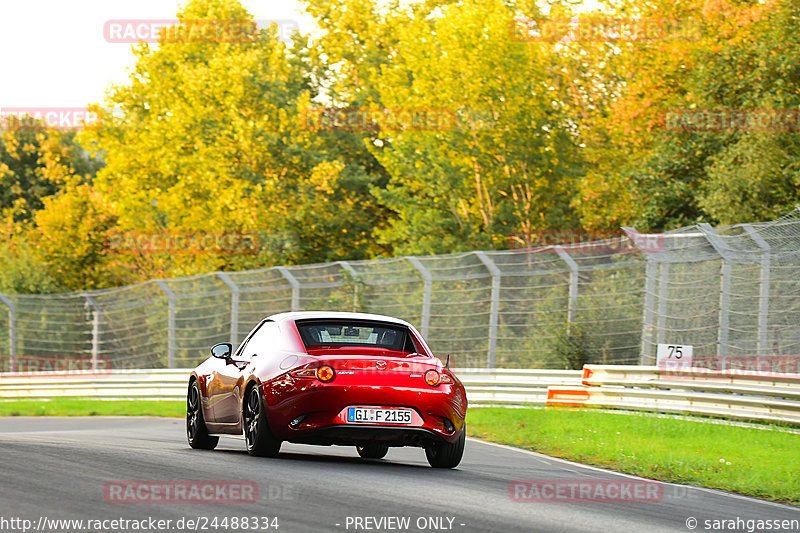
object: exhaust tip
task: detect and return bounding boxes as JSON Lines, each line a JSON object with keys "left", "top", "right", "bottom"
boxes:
{"left": 289, "top": 414, "right": 308, "bottom": 428}
{"left": 443, "top": 418, "right": 455, "bottom": 433}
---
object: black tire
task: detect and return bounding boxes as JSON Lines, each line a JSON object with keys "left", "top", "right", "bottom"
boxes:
{"left": 243, "top": 384, "right": 281, "bottom": 457}
{"left": 187, "top": 381, "right": 219, "bottom": 450}
{"left": 356, "top": 443, "right": 389, "bottom": 459}
{"left": 425, "top": 426, "right": 465, "bottom": 468}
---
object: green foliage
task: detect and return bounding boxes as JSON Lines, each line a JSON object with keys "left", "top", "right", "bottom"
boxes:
{"left": 308, "top": 270, "right": 367, "bottom": 312}
{"left": 0, "top": 126, "right": 101, "bottom": 223}
{"left": 0, "top": 124, "right": 104, "bottom": 293}
{"left": 30, "top": 183, "right": 118, "bottom": 290}
{"left": 552, "top": 323, "right": 590, "bottom": 370}
{"left": 575, "top": 0, "right": 800, "bottom": 230}
{"left": 0, "top": 236, "right": 59, "bottom": 294}
{"left": 367, "top": 0, "right": 582, "bottom": 254}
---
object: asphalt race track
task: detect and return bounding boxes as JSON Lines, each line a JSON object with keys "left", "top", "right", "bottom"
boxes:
{"left": 0, "top": 417, "right": 796, "bottom": 533}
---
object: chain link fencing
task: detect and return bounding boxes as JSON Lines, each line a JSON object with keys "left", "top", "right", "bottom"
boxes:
{"left": 1, "top": 210, "right": 799, "bottom": 370}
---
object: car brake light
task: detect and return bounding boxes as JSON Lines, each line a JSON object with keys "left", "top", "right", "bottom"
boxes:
{"left": 425, "top": 370, "right": 441, "bottom": 387}
{"left": 290, "top": 369, "right": 317, "bottom": 379}
{"left": 316, "top": 365, "right": 335, "bottom": 383}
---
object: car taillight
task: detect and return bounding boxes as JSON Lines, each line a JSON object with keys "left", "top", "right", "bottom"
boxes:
{"left": 316, "top": 365, "right": 335, "bottom": 383}
{"left": 440, "top": 373, "right": 453, "bottom": 384}
{"left": 290, "top": 369, "right": 317, "bottom": 379}
{"left": 425, "top": 370, "right": 441, "bottom": 386}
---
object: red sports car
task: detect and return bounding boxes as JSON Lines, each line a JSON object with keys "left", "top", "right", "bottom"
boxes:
{"left": 186, "top": 312, "right": 467, "bottom": 468}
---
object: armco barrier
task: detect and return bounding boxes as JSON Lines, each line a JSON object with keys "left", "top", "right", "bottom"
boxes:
{"left": 547, "top": 365, "right": 800, "bottom": 426}
{"left": 1, "top": 366, "right": 799, "bottom": 426}
{"left": 454, "top": 369, "right": 582, "bottom": 405}
{"left": 0, "top": 369, "right": 190, "bottom": 400}
{"left": 0, "top": 368, "right": 582, "bottom": 403}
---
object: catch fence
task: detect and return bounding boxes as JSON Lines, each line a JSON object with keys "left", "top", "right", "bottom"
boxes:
{"left": 1, "top": 210, "right": 800, "bottom": 370}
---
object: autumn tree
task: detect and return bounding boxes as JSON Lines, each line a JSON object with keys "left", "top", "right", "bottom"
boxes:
{"left": 0, "top": 120, "right": 103, "bottom": 292}
{"left": 573, "top": 0, "right": 799, "bottom": 230}
{"left": 0, "top": 123, "right": 101, "bottom": 223}
{"left": 306, "top": 0, "right": 583, "bottom": 254}
{"left": 80, "top": 0, "right": 388, "bottom": 280}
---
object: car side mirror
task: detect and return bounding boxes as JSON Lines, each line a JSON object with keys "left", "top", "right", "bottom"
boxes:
{"left": 211, "top": 343, "right": 232, "bottom": 360}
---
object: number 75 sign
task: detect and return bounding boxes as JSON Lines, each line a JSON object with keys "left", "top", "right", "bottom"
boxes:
{"left": 656, "top": 343, "right": 693, "bottom": 368}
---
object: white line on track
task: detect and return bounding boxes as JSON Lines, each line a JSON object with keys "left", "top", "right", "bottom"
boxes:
{"left": 467, "top": 437, "right": 800, "bottom": 511}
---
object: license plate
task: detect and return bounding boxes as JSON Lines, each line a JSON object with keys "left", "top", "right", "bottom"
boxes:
{"left": 347, "top": 407, "right": 412, "bottom": 424}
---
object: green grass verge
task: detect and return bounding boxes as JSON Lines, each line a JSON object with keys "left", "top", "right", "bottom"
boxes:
{"left": 0, "top": 399, "right": 184, "bottom": 418}
{"left": 467, "top": 407, "right": 800, "bottom": 505}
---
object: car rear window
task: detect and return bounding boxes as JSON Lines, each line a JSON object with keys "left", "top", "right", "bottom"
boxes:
{"left": 296, "top": 320, "right": 417, "bottom": 352}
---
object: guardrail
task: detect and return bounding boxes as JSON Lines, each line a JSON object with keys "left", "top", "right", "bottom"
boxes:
{"left": 548, "top": 365, "right": 800, "bottom": 426}
{"left": 452, "top": 369, "right": 582, "bottom": 405}
{"left": 0, "top": 369, "right": 190, "bottom": 400}
{"left": 1, "top": 366, "right": 798, "bottom": 426}
{"left": 0, "top": 368, "right": 581, "bottom": 402}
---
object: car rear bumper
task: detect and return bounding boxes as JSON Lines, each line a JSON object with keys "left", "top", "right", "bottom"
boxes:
{"left": 284, "top": 424, "right": 459, "bottom": 448}
{"left": 262, "top": 379, "right": 467, "bottom": 444}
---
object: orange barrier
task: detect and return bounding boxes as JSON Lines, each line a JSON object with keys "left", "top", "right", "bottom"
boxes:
{"left": 545, "top": 386, "right": 591, "bottom": 407}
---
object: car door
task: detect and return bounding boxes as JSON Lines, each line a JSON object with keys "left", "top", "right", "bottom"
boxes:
{"left": 212, "top": 321, "right": 279, "bottom": 423}
{"left": 208, "top": 324, "right": 261, "bottom": 424}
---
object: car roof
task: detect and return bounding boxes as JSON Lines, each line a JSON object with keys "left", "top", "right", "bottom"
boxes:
{"left": 267, "top": 311, "right": 414, "bottom": 328}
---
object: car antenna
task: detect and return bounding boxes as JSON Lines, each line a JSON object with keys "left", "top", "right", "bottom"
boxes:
{"left": 445, "top": 354, "right": 450, "bottom": 369}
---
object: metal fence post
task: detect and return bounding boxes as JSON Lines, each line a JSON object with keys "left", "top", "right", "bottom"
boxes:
{"left": 407, "top": 257, "right": 432, "bottom": 338}
{"left": 216, "top": 272, "right": 240, "bottom": 347}
{"left": 277, "top": 267, "right": 300, "bottom": 311}
{"left": 155, "top": 280, "right": 176, "bottom": 368}
{"left": 622, "top": 227, "right": 659, "bottom": 364}
{"left": 656, "top": 263, "right": 670, "bottom": 347}
{"left": 83, "top": 294, "right": 101, "bottom": 371}
{"left": 743, "top": 224, "right": 771, "bottom": 355}
{"left": 640, "top": 260, "right": 657, "bottom": 364}
{"left": 475, "top": 251, "right": 500, "bottom": 368}
{"left": 337, "top": 261, "right": 359, "bottom": 312}
{"left": 699, "top": 223, "right": 731, "bottom": 357}
{"left": 554, "top": 246, "right": 578, "bottom": 327}
{"left": 0, "top": 293, "right": 16, "bottom": 371}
